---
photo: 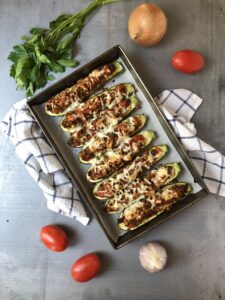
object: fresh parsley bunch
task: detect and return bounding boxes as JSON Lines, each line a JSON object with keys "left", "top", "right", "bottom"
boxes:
{"left": 8, "top": 0, "right": 121, "bottom": 97}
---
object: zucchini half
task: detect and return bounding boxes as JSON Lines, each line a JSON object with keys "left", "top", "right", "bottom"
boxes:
{"left": 104, "top": 163, "right": 181, "bottom": 214}
{"left": 60, "top": 83, "right": 135, "bottom": 133}
{"left": 79, "top": 114, "right": 147, "bottom": 164}
{"left": 93, "top": 144, "right": 168, "bottom": 200}
{"left": 68, "top": 96, "right": 140, "bottom": 148}
{"left": 118, "top": 182, "right": 192, "bottom": 231}
{"left": 86, "top": 130, "right": 155, "bottom": 183}
{"left": 45, "top": 61, "right": 123, "bottom": 116}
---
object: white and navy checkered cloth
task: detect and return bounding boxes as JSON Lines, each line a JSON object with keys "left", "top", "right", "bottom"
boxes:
{"left": 1, "top": 99, "right": 89, "bottom": 225}
{"left": 1, "top": 89, "right": 224, "bottom": 225}
{"left": 156, "top": 89, "right": 225, "bottom": 195}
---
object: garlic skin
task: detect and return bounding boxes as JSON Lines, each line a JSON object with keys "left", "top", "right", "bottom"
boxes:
{"left": 139, "top": 242, "right": 167, "bottom": 273}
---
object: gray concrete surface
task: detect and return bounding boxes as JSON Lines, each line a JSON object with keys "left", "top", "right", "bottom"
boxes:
{"left": 0, "top": 0, "right": 225, "bottom": 299}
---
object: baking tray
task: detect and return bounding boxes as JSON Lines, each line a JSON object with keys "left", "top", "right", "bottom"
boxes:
{"left": 27, "top": 45, "right": 209, "bottom": 249}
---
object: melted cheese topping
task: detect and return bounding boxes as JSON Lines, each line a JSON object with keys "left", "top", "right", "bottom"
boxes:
{"left": 119, "top": 183, "right": 189, "bottom": 230}
{"left": 105, "top": 165, "right": 176, "bottom": 213}
{"left": 46, "top": 62, "right": 119, "bottom": 115}
{"left": 94, "top": 146, "right": 167, "bottom": 198}
{"left": 69, "top": 98, "right": 136, "bottom": 147}
{"left": 88, "top": 132, "right": 150, "bottom": 181}
{"left": 61, "top": 84, "right": 134, "bottom": 130}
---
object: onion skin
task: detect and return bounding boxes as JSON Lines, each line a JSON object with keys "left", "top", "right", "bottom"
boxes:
{"left": 128, "top": 3, "right": 167, "bottom": 47}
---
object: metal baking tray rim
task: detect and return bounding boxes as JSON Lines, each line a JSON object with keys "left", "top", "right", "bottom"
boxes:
{"left": 27, "top": 45, "right": 209, "bottom": 249}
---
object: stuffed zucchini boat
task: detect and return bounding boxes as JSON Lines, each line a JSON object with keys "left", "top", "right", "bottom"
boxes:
{"left": 86, "top": 130, "right": 155, "bottom": 183}
{"left": 68, "top": 97, "right": 139, "bottom": 148}
{"left": 79, "top": 114, "right": 147, "bottom": 164}
{"left": 45, "top": 61, "right": 123, "bottom": 116}
{"left": 105, "top": 163, "right": 181, "bottom": 214}
{"left": 118, "top": 182, "right": 192, "bottom": 231}
{"left": 93, "top": 145, "right": 168, "bottom": 200}
{"left": 60, "top": 83, "right": 135, "bottom": 132}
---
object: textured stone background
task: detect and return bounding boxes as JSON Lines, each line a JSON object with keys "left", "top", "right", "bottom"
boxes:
{"left": 0, "top": 1, "right": 225, "bottom": 299}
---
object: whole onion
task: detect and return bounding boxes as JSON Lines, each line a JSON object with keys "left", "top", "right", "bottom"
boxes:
{"left": 128, "top": 3, "right": 167, "bottom": 47}
{"left": 139, "top": 242, "right": 167, "bottom": 273}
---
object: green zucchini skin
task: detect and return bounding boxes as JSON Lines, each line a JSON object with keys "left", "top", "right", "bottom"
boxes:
{"left": 67, "top": 96, "right": 140, "bottom": 147}
{"left": 93, "top": 144, "right": 168, "bottom": 200}
{"left": 60, "top": 83, "right": 135, "bottom": 133}
{"left": 163, "top": 163, "right": 181, "bottom": 185}
{"left": 118, "top": 182, "right": 192, "bottom": 231}
{"left": 86, "top": 130, "right": 155, "bottom": 183}
{"left": 104, "top": 163, "right": 181, "bottom": 214}
{"left": 78, "top": 114, "right": 147, "bottom": 165}
{"left": 45, "top": 61, "right": 123, "bottom": 116}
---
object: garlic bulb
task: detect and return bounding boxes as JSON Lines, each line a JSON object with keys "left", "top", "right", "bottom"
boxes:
{"left": 139, "top": 242, "right": 167, "bottom": 273}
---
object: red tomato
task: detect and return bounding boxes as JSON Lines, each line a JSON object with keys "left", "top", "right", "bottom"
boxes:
{"left": 171, "top": 50, "right": 205, "bottom": 74}
{"left": 71, "top": 253, "right": 101, "bottom": 282}
{"left": 130, "top": 135, "right": 144, "bottom": 143}
{"left": 120, "top": 99, "right": 128, "bottom": 107}
{"left": 40, "top": 225, "right": 69, "bottom": 252}
{"left": 96, "top": 191, "right": 107, "bottom": 198}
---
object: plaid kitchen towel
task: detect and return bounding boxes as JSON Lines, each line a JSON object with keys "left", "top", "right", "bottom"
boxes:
{"left": 0, "top": 99, "right": 89, "bottom": 225}
{"left": 1, "top": 89, "right": 224, "bottom": 225}
{"left": 156, "top": 89, "right": 225, "bottom": 196}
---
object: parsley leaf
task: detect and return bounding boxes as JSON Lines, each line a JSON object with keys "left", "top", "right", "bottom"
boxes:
{"left": 8, "top": 0, "right": 122, "bottom": 97}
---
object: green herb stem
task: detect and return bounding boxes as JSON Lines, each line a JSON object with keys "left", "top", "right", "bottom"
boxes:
{"left": 8, "top": 0, "right": 122, "bottom": 96}
{"left": 48, "top": 0, "right": 120, "bottom": 43}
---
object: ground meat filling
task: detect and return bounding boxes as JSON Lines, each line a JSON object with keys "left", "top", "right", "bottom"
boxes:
{"left": 61, "top": 84, "right": 128, "bottom": 129}
{"left": 79, "top": 133, "right": 118, "bottom": 162}
{"left": 88, "top": 135, "right": 146, "bottom": 181}
{"left": 45, "top": 63, "right": 116, "bottom": 114}
{"left": 68, "top": 98, "right": 132, "bottom": 148}
{"left": 79, "top": 149, "right": 95, "bottom": 161}
{"left": 61, "top": 102, "right": 100, "bottom": 129}
{"left": 119, "top": 184, "right": 189, "bottom": 229}
{"left": 79, "top": 115, "right": 142, "bottom": 162}
{"left": 105, "top": 165, "right": 176, "bottom": 213}
{"left": 94, "top": 146, "right": 165, "bottom": 198}
{"left": 95, "top": 182, "right": 111, "bottom": 198}
{"left": 67, "top": 127, "right": 87, "bottom": 147}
